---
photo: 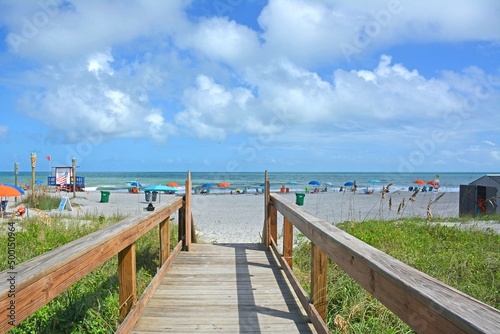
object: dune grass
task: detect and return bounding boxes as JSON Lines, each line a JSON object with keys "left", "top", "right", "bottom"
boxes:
{"left": 292, "top": 218, "right": 499, "bottom": 333}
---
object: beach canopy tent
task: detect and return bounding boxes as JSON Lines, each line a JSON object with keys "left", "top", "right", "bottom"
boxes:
{"left": 144, "top": 185, "right": 178, "bottom": 193}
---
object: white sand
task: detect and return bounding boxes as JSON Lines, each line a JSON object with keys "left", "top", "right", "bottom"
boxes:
{"left": 21, "top": 189, "right": 498, "bottom": 242}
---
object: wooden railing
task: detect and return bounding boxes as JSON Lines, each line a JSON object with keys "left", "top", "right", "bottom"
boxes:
{"left": 262, "top": 174, "right": 500, "bottom": 334}
{"left": 0, "top": 172, "right": 194, "bottom": 333}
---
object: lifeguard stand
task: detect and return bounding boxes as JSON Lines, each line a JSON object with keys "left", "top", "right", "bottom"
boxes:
{"left": 47, "top": 166, "right": 85, "bottom": 192}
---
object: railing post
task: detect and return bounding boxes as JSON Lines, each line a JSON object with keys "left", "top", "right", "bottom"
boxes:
{"left": 270, "top": 202, "right": 277, "bottom": 244}
{"left": 178, "top": 200, "right": 186, "bottom": 247}
{"left": 263, "top": 170, "right": 270, "bottom": 246}
{"left": 283, "top": 217, "right": 293, "bottom": 268}
{"left": 185, "top": 170, "right": 192, "bottom": 251}
{"left": 311, "top": 243, "right": 327, "bottom": 320}
{"left": 159, "top": 217, "right": 170, "bottom": 265}
{"left": 118, "top": 243, "right": 137, "bottom": 322}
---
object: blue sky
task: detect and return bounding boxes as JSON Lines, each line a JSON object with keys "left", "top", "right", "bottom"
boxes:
{"left": 0, "top": 0, "right": 499, "bottom": 173}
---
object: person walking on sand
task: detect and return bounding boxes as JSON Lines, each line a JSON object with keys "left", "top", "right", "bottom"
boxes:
{"left": 353, "top": 180, "right": 357, "bottom": 193}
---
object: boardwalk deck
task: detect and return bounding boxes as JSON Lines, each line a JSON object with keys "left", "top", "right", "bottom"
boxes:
{"left": 132, "top": 243, "right": 317, "bottom": 333}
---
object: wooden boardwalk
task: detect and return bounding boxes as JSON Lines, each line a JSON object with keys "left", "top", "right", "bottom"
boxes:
{"left": 132, "top": 243, "right": 317, "bottom": 333}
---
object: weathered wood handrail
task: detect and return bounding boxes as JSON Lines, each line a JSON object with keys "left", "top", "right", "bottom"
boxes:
{"left": 265, "top": 191, "right": 500, "bottom": 333}
{"left": 0, "top": 171, "right": 194, "bottom": 333}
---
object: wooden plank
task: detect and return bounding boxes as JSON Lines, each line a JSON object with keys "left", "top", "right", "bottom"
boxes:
{"left": 270, "top": 194, "right": 500, "bottom": 334}
{"left": 311, "top": 243, "right": 327, "bottom": 320}
{"left": 116, "top": 241, "right": 183, "bottom": 333}
{"left": 283, "top": 216, "right": 293, "bottom": 268}
{"left": 118, "top": 243, "right": 137, "bottom": 321}
{"left": 0, "top": 197, "right": 183, "bottom": 333}
{"left": 132, "top": 243, "right": 317, "bottom": 334}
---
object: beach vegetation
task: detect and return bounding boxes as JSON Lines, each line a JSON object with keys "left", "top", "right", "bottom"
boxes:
{"left": 292, "top": 219, "right": 499, "bottom": 333}
{"left": 0, "top": 214, "right": 179, "bottom": 333}
{"left": 20, "top": 191, "right": 66, "bottom": 210}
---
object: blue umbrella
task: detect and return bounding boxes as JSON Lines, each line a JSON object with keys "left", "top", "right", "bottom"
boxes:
{"left": 4, "top": 184, "right": 25, "bottom": 195}
{"left": 368, "top": 179, "right": 380, "bottom": 183}
{"left": 344, "top": 181, "right": 354, "bottom": 187}
{"left": 309, "top": 180, "right": 320, "bottom": 186}
{"left": 35, "top": 180, "right": 44, "bottom": 184}
{"left": 125, "top": 181, "right": 143, "bottom": 188}
{"left": 201, "top": 183, "right": 213, "bottom": 188}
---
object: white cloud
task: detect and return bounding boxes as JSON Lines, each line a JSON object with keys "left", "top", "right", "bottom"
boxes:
{"left": 179, "top": 16, "right": 261, "bottom": 66}
{"left": 2, "top": 0, "right": 189, "bottom": 61}
{"left": 87, "top": 50, "right": 114, "bottom": 76}
{"left": 0, "top": 125, "right": 8, "bottom": 139}
{"left": 257, "top": 0, "right": 500, "bottom": 65}
{"left": 483, "top": 140, "right": 496, "bottom": 146}
{"left": 175, "top": 75, "right": 255, "bottom": 140}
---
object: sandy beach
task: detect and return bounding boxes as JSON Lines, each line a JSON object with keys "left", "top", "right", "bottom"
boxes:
{"left": 15, "top": 188, "right": 498, "bottom": 244}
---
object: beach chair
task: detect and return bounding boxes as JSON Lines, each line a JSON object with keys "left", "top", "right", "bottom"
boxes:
{"left": 1, "top": 200, "right": 7, "bottom": 212}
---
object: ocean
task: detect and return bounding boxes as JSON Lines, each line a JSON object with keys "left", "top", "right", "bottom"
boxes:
{"left": 0, "top": 171, "right": 491, "bottom": 194}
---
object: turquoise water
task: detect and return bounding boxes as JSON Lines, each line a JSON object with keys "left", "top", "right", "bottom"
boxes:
{"left": 0, "top": 171, "right": 492, "bottom": 193}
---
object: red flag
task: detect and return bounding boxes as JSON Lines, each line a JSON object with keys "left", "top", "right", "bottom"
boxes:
{"left": 46, "top": 155, "right": 51, "bottom": 161}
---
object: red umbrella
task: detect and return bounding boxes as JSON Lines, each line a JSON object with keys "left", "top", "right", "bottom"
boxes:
{"left": 413, "top": 180, "right": 426, "bottom": 185}
{"left": 167, "top": 182, "right": 179, "bottom": 187}
{"left": 218, "top": 182, "right": 231, "bottom": 188}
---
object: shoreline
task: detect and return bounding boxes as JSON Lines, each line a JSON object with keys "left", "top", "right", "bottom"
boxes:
{"left": 5, "top": 189, "right": 499, "bottom": 242}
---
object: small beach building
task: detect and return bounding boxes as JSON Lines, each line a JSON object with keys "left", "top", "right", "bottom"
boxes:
{"left": 47, "top": 166, "right": 85, "bottom": 191}
{"left": 459, "top": 174, "right": 499, "bottom": 216}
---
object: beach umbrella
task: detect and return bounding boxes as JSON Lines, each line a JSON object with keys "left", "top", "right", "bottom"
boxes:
{"left": 344, "top": 181, "right": 354, "bottom": 187}
{"left": 35, "top": 180, "right": 44, "bottom": 184}
{"left": 0, "top": 184, "right": 23, "bottom": 197}
{"left": 308, "top": 180, "right": 320, "bottom": 186}
{"left": 201, "top": 183, "right": 213, "bottom": 188}
{"left": 3, "top": 184, "right": 25, "bottom": 195}
{"left": 125, "top": 181, "right": 143, "bottom": 188}
{"left": 427, "top": 180, "right": 435, "bottom": 185}
{"left": 368, "top": 179, "right": 380, "bottom": 192}
{"left": 218, "top": 182, "right": 231, "bottom": 188}
{"left": 413, "top": 180, "right": 426, "bottom": 185}
{"left": 167, "top": 182, "right": 180, "bottom": 187}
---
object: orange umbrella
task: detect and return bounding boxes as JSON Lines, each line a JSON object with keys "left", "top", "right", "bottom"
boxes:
{"left": 167, "top": 182, "right": 179, "bottom": 187}
{"left": 0, "top": 184, "right": 23, "bottom": 197}
{"left": 218, "top": 182, "right": 231, "bottom": 188}
{"left": 413, "top": 180, "right": 426, "bottom": 185}
{"left": 427, "top": 180, "right": 435, "bottom": 185}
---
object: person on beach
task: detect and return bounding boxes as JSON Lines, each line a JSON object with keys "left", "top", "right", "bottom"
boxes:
{"left": 353, "top": 180, "right": 357, "bottom": 193}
